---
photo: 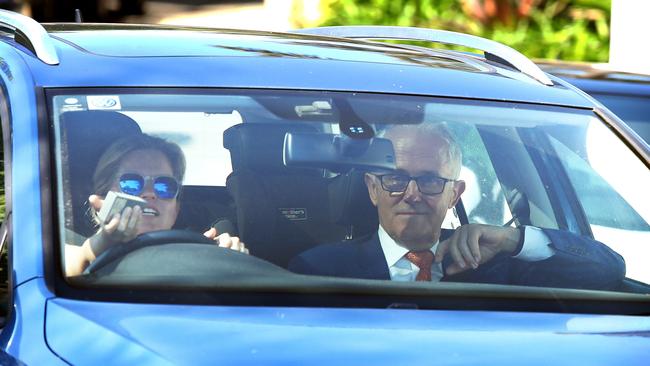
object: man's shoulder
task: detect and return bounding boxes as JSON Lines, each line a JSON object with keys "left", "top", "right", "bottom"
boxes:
{"left": 288, "top": 233, "right": 381, "bottom": 276}
{"left": 296, "top": 233, "right": 378, "bottom": 259}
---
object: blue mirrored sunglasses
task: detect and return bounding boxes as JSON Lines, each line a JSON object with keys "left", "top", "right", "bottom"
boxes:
{"left": 118, "top": 173, "right": 180, "bottom": 199}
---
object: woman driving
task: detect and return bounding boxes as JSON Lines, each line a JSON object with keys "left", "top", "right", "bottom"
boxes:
{"left": 65, "top": 133, "right": 247, "bottom": 276}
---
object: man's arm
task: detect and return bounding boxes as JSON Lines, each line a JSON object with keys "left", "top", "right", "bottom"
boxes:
{"left": 520, "top": 227, "right": 626, "bottom": 290}
{"left": 437, "top": 224, "right": 625, "bottom": 290}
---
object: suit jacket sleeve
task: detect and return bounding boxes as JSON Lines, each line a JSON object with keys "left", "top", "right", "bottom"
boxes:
{"left": 445, "top": 228, "right": 626, "bottom": 290}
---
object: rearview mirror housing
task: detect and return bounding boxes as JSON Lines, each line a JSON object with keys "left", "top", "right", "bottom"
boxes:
{"left": 283, "top": 133, "right": 396, "bottom": 172}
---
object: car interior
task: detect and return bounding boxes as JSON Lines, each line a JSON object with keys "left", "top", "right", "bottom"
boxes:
{"left": 54, "top": 91, "right": 650, "bottom": 296}
{"left": 58, "top": 107, "right": 472, "bottom": 272}
{"left": 61, "top": 116, "right": 423, "bottom": 249}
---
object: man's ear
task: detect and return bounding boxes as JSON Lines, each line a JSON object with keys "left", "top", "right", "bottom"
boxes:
{"left": 448, "top": 180, "right": 466, "bottom": 208}
{"left": 364, "top": 173, "right": 379, "bottom": 207}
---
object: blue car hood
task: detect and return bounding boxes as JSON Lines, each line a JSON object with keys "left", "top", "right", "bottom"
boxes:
{"left": 46, "top": 298, "right": 650, "bottom": 365}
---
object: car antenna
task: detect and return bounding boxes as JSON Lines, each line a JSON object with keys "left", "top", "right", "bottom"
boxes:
{"left": 74, "top": 9, "right": 83, "bottom": 23}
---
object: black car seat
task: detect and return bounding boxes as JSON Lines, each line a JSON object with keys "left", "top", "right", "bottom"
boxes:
{"left": 328, "top": 168, "right": 379, "bottom": 240}
{"left": 173, "top": 185, "right": 236, "bottom": 233}
{"left": 224, "top": 123, "right": 349, "bottom": 267}
{"left": 60, "top": 110, "right": 142, "bottom": 239}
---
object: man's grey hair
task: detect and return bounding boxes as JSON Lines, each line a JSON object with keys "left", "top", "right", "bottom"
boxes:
{"left": 377, "top": 122, "right": 463, "bottom": 178}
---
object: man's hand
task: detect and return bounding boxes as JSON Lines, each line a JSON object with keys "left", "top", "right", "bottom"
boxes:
{"left": 435, "top": 224, "right": 521, "bottom": 276}
{"left": 203, "top": 228, "right": 250, "bottom": 255}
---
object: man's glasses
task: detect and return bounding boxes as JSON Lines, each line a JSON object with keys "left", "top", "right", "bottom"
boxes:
{"left": 118, "top": 173, "right": 180, "bottom": 199}
{"left": 373, "top": 173, "right": 455, "bottom": 195}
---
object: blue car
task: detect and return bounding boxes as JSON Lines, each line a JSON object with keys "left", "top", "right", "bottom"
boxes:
{"left": 0, "top": 10, "right": 649, "bottom": 365}
{"left": 538, "top": 61, "right": 650, "bottom": 144}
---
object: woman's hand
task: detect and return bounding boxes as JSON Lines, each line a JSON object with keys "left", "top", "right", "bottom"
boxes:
{"left": 89, "top": 194, "right": 142, "bottom": 244}
{"left": 66, "top": 194, "right": 145, "bottom": 276}
{"left": 67, "top": 194, "right": 142, "bottom": 276}
{"left": 203, "top": 228, "right": 250, "bottom": 255}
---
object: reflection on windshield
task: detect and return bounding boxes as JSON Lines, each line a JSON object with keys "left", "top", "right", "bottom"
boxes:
{"left": 123, "top": 111, "right": 243, "bottom": 186}
{"left": 586, "top": 121, "right": 650, "bottom": 222}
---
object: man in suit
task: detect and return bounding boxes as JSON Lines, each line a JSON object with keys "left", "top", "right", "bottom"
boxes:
{"left": 289, "top": 124, "right": 625, "bottom": 290}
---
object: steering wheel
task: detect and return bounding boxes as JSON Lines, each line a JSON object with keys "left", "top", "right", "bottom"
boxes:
{"left": 85, "top": 229, "right": 214, "bottom": 274}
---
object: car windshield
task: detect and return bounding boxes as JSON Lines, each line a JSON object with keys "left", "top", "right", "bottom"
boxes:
{"left": 51, "top": 89, "right": 650, "bottom": 298}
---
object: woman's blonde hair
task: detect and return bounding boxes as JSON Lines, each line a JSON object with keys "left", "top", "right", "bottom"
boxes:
{"left": 92, "top": 133, "right": 186, "bottom": 197}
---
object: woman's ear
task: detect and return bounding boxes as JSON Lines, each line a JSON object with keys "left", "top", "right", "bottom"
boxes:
{"left": 174, "top": 198, "right": 181, "bottom": 217}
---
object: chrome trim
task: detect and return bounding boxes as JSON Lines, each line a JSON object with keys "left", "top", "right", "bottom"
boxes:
{"left": 0, "top": 9, "right": 59, "bottom": 65}
{"left": 293, "top": 26, "right": 553, "bottom": 86}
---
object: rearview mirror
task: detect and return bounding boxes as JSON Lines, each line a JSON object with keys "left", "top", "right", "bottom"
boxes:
{"left": 283, "top": 133, "right": 396, "bottom": 171}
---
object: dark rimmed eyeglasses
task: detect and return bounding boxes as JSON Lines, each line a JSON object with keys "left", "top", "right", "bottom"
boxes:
{"left": 118, "top": 173, "right": 180, "bottom": 199}
{"left": 373, "top": 173, "right": 456, "bottom": 195}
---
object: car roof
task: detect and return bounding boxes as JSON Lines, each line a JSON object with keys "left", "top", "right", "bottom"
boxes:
{"left": 0, "top": 21, "right": 594, "bottom": 108}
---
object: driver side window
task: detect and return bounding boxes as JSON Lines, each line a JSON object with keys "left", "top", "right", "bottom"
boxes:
{"left": 547, "top": 122, "right": 650, "bottom": 283}
{"left": 442, "top": 123, "right": 513, "bottom": 229}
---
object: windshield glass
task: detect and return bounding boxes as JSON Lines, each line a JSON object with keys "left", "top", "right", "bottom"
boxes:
{"left": 51, "top": 89, "right": 650, "bottom": 297}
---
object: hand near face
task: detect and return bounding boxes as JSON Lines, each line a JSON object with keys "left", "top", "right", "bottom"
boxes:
{"left": 435, "top": 224, "right": 521, "bottom": 276}
{"left": 89, "top": 194, "right": 142, "bottom": 244}
{"left": 70, "top": 194, "right": 144, "bottom": 276}
{"left": 203, "top": 228, "right": 250, "bottom": 255}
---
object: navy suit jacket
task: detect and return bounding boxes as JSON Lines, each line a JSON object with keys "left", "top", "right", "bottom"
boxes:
{"left": 289, "top": 227, "right": 625, "bottom": 290}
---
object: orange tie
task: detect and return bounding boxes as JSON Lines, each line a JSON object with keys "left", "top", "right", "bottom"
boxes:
{"left": 405, "top": 250, "right": 434, "bottom": 281}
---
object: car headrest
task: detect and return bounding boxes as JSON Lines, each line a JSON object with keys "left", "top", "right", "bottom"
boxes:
{"left": 60, "top": 110, "right": 142, "bottom": 236}
{"left": 328, "top": 169, "right": 379, "bottom": 237}
{"left": 223, "top": 123, "right": 319, "bottom": 172}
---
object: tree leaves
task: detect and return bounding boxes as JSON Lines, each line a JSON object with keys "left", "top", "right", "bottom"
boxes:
{"left": 320, "top": 0, "right": 610, "bottom": 62}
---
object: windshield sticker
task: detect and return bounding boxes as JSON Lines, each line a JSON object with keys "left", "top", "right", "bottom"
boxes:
{"left": 279, "top": 208, "right": 307, "bottom": 221}
{"left": 60, "top": 97, "right": 85, "bottom": 112}
{"left": 87, "top": 95, "right": 122, "bottom": 110}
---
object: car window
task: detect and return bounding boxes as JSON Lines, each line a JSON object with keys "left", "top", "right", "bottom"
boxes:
{"left": 50, "top": 90, "right": 649, "bottom": 296}
{"left": 547, "top": 122, "right": 650, "bottom": 282}
{"left": 122, "top": 111, "right": 243, "bottom": 185}
{"left": 443, "top": 122, "right": 514, "bottom": 229}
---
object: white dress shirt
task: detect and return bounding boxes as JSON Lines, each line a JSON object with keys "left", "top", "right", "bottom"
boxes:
{"left": 377, "top": 225, "right": 555, "bottom": 282}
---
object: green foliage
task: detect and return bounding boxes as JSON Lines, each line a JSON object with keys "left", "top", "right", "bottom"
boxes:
{"left": 320, "top": 0, "right": 610, "bottom": 62}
